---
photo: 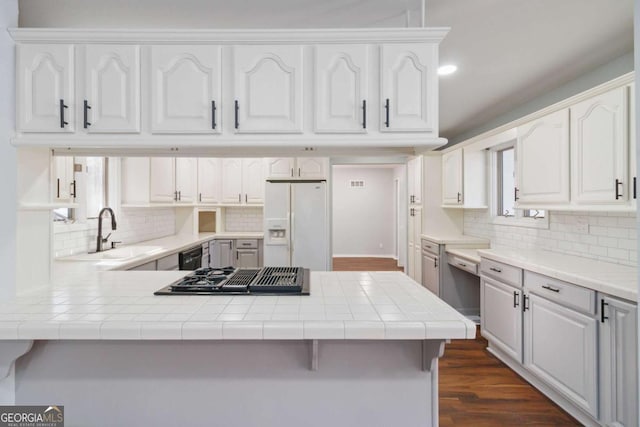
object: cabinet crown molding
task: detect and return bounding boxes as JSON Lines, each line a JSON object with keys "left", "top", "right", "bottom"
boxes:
{"left": 9, "top": 27, "right": 449, "bottom": 44}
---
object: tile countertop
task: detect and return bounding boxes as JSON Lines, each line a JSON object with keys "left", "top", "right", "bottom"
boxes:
{"left": 445, "top": 248, "right": 482, "bottom": 264}
{"left": 420, "top": 232, "right": 490, "bottom": 245}
{"left": 478, "top": 248, "right": 638, "bottom": 302}
{"left": 0, "top": 271, "right": 476, "bottom": 341}
{"left": 54, "top": 232, "right": 265, "bottom": 275}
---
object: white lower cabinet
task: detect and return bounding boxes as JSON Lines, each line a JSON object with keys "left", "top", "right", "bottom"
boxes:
{"left": 421, "top": 247, "right": 439, "bottom": 296}
{"left": 599, "top": 296, "right": 638, "bottom": 427}
{"left": 480, "top": 275, "right": 522, "bottom": 362}
{"left": 523, "top": 293, "right": 598, "bottom": 418}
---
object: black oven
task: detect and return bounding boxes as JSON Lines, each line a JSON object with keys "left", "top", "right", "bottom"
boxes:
{"left": 178, "top": 246, "right": 203, "bottom": 270}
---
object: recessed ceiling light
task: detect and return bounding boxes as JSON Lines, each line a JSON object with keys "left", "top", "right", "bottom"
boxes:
{"left": 438, "top": 64, "right": 458, "bottom": 76}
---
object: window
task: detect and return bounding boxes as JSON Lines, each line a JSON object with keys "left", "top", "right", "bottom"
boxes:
{"left": 53, "top": 207, "right": 73, "bottom": 222}
{"left": 492, "top": 142, "right": 548, "bottom": 229}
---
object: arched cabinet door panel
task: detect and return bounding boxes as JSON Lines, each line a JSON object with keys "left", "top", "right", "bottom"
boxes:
{"left": 17, "top": 44, "right": 74, "bottom": 132}
{"left": 380, "top": 43, "right": 437, "bottom": 133}
{"left": 84, "top": 45, "right": 140, "bottom": 133}
{"left": 151, "top": 45, "right": 221, "bottom": 133}
{"left": 233, "top": 45, "right": 303, "bottom": 133}
{"left": 314, "top": 44, "right": 368, "bottom": 133}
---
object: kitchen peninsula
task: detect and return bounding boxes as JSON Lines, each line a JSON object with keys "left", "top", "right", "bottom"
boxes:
{"left": 0, "top": 270, "right": 474, "bottom": 427}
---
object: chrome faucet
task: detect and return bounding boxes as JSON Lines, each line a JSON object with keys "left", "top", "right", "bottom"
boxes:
{"left": 96, "top": 207, "right": 117, "bottom": 252}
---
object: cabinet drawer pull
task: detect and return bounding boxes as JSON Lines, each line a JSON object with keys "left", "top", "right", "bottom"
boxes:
{"left": 541, "top": 284, "right": 560, "bottom": 293}
{"left": 489, "top": 267, "right": 502, "bottom": 273}
{"left": 384, "top": 98, "right": 390, "bottom": 127}
{"left": 457, "top": 262, "right": 467, "bottom": 267}
{"left": 59, "top": 99, "right": 68, "bottom": 128}
{"left": 211, "top": 100, "right": 217, "bottom": 129}
{"left": 615, "top": 179, "right": 623, "bottom": 200}
{"left": 601, "top": 299, "right": 609, "bottom": 323}
{"left": 83, "top": 100, "right": 92, "bottom": 128}
{"left": 513, "top": 291, "right": 519, "bottom": 308}
{"left": 234, "top": 100, "right": 239, "bottom": 129}
{"left": 362, "top": 99, "right": 367, "bottom": 129}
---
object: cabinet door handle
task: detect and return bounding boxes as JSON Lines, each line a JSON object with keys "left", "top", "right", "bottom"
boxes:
{"left": 71, "top": 180, "right": 77, "bottom": 199}
{"left": 523, "top": 294, "right": 529, "bottom": 312}
{"left": 601, "top": 299, "right": 609, "bottom": 323}
{"left": 633, "top": 177, "right": 636, "bottom": 199}
{"left": 514, "top": 187, "right": 519, "bottom": 202}
{"left": 174, "top": 191, "right": 178, "bottom": 201}
{"left": 291, "top": 168, "right": 294, "bottom": 177}
{"left": 457, "top": 192, "right": 461, "bottom": 203}
{"left": 83, "top": 100, "right": 91, "bottom": 128}
{"left": 234, "top": 100, "right": 239, "bottom": 129}
{"left": 513, "top": 291, "right": 520, "bottom": 308}
{"left": 298, "top": 168, "right": 301, "bottom": 177}
{"left": 178, "top": 190, "right": 181, "bottom": 201}
{"left": 384, "top": 98, "right": 390, "bottom": 127}
{"left": 211, "top": 100, "right": 217, "bottom": 130}
{"left": 245, "top": 194, "right": 247, "bottom": 203}
{"left": 542, "top": 284, "right": 560, "bottom": 293}
{"left": 362, "top": 99, "right": 367, "bottom": 129}
{"left": 615, "top": 179, "right": 623, "bottom": 200}
{"left": 238, "top": 193, "right": 241, "bottom": 203}
{"left": 56, "top": 178, "right": 60, "bottom": 198}
{"left": 434, "top": 258, "right": 437, "bottom": 268}
{"left": 199, "top": 193, "right": 202, "bottom": 202}
{"left": 59, "top": 99, "right": 68, "bottom": 128}
{"left": 489, "top": 267, "right": 502, "bottom": 273}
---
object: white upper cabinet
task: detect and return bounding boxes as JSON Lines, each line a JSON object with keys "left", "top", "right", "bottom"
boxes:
{"left": 442, "top": 149, "right": 463, "bottom": 205}
{"left": 629, "top": 84, "right": 636, "bottom": 205}
{"left": 570, "top": 86, "right": 628, "bottom": 204}
{"left": 149, "top": 157, "right": 176, "bottom": 203}
{"left": 296, "top": 157, "right": 328, "bottom": 179}
{"left": 83, "top": 45, "right": 140, "bottom": 133}
{"left": 380, "top": 43, "right": 437, "bottom": 133}
{"left": 516, "top": 109, "right": 570, "bottom": 204}
{"left": 197, "top": 158, "right": 221, "bottom": 204}
{"left": 242, "top": 158, "right": 265, "bottom": 204}
{"left": 175, "top": 158, "right": 198, "bottom": 203}
{"left": 314, "top": 44, "right": 368, "bottom": 133}
{"left": 407, "top": 156, "right": 423, "bottom": 204}
{"left": 233, "top": 45, "right": 303, "bottom": 133}
{"left": 221, "top": 159, "right": 243, "bottom": 204}
{"left": 53, "top": 156, "right": 75, "bottom": 202}
{"left": 221, "top": 158, "right": 264, "bottom": 204}
{"left": 151, "top": 45, "right": 221, "bottom": 133}
{"left": 17, "top": 44, "right": 74, "bottom": 132}
{"left": 265, "top": 158, "right": 295, "bottom": 179}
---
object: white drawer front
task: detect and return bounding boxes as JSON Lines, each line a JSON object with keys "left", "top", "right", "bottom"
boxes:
{"left": 236, "top": 239, "right": 258, "bottom": 249}
{"left": 448, "top": 255, "right": 478, "bottom": 276}
{"left": 421, "top": 239, "right": 439, "bottom": 256}
{"left": 480, "top": 258, "right": 522, "bottom": 288}
{"left": 525, "top": 271, "right": 596, "bottom": 315}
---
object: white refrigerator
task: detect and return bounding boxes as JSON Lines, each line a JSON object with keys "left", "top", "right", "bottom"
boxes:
{"left": 263, "top": 180, "right": 329, "bottom": 271}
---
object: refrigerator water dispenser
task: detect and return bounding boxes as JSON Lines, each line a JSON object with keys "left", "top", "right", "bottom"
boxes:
{"left": 266, "top": 218, "right": 288, "bottom": 245}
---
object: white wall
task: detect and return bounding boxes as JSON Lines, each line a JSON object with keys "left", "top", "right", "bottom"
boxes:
{"left": 1, "top": 1, "right": 18, "bottom": 298}
{"left": 464, "top": 210, "right": 637, "bottom": 267}
{"left": 332, "top": 166, "right": 396, "bottom": 257}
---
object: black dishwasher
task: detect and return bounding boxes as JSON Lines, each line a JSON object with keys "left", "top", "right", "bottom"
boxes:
{"left": 178, "top": 246, "right": 203, "bottom": 270}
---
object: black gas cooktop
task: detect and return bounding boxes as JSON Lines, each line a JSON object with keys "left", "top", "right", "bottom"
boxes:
{"left": 154, "top": 266, "right": 310, "bottom": 296}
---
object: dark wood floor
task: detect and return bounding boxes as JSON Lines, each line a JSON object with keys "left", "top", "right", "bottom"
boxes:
{"left": 332, "top": 257, "right": 404, "bottom": 271}
{"left": 333, "top": 257, "right": 580, "bottom": 426}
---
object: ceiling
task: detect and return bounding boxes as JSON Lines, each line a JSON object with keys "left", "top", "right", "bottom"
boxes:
{"left": 19, "top": 0, "right": 635, "bottom": 142}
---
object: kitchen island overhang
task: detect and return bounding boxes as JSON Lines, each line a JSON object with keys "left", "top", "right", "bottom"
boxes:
{"left": 0, "top": 271, "right": 475, "bottom": 427}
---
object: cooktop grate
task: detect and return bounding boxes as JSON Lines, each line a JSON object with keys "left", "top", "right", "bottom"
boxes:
{"left": 220, "top": 268, "right": 260, "bottom": 292}
{"left": 251, "top": 267, "right": 303, "bottom": 292}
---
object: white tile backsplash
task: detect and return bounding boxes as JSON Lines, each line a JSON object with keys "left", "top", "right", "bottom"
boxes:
{"left": 53, "top": 207, "right": 175, "bottom": 257}
{"left": 224, "top": 207, "right": 263, "bottom": 232}
{"left": 464, "top": 210, "right": 637, "bottom": 266}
